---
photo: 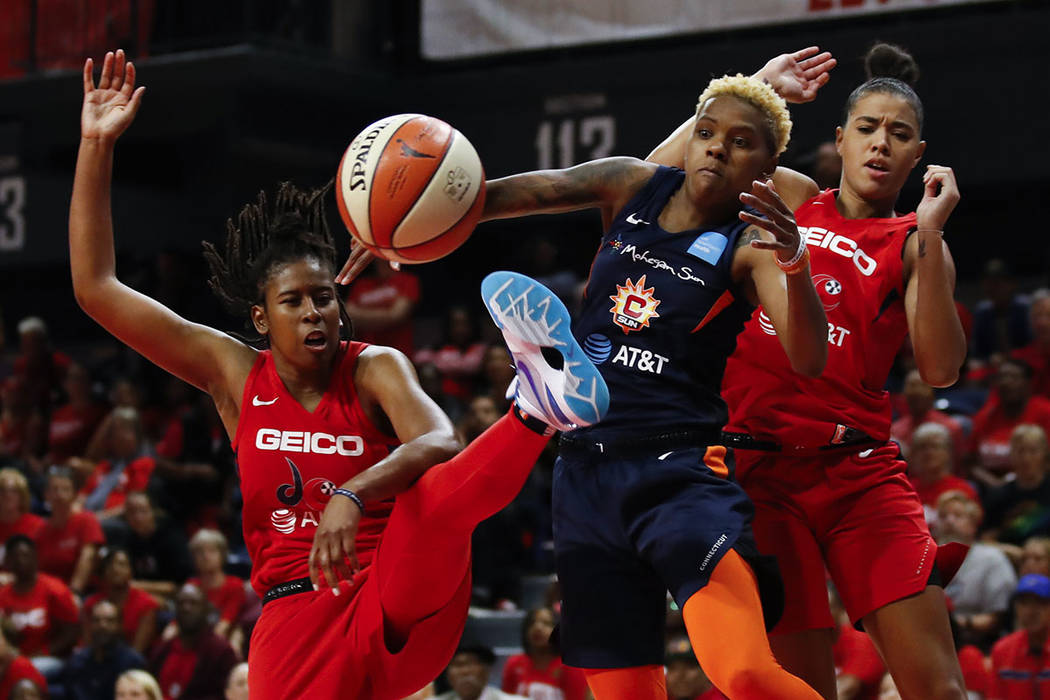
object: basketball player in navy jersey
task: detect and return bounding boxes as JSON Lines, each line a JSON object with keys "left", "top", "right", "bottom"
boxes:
{"left": 468, "top": 76, "right": 831, "bottom": 699}
{"left": 69, "top": 50, "right": 608, "bottom": 700}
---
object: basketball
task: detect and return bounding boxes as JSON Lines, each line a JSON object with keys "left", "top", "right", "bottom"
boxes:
{"left": 335, "top": 113, "right": 486, "bottom": 264}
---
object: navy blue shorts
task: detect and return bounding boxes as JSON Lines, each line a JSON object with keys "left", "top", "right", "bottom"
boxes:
{"left": 552, "top": 441, "right": 783, "bottom": 669}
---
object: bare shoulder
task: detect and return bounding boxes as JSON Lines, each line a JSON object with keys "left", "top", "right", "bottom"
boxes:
{"left": 354, "top": 345, "right": 417, "bottom": 391}
{"left": 772, "top": 166, "right": 820, "bottom": 211}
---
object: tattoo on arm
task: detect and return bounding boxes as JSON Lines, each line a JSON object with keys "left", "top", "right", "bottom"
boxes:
{"left": 736, "top": 227, "right": 762, "bottom": 250}
{"left": 486, "top": 157, "right": 642, "bottom": 218}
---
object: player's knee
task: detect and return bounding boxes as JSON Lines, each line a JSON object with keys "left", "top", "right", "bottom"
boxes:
{"left": 717, "top": 665, "right": 782, "bottom": 698}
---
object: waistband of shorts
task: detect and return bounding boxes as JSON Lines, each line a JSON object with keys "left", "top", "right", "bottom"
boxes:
{"left": 262, "top": 577, "right": 313, "bottom": 606}
{"left": 559, "top": 427, "right": 720, "bottom": 455}
{"left": 720, "top": 428, "right": 881, "bottom": 454}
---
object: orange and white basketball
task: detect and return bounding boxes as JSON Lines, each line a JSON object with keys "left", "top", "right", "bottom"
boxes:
{"left": 335, "top": 114, "right": 486, "bottom": 264}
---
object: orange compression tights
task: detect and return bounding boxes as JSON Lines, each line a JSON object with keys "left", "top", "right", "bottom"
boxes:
{"left": 683, "top": 549, "right": 822, "bottom": 699}
{"left": 582, "top": 549, "right": 821, "bottom": 700}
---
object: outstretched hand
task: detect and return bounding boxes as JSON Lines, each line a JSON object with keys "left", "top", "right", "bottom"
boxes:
{"left": 334, "top": 241, "right": 399, "bottom": 286}
{"left": 756, "top": 47, "right": 837, "bottom": 104}
{"left": 739, "top": 179, "right": 803, "bottom": 263}
{"left": 82, "top": 49, "right": 145, "bottom": 143}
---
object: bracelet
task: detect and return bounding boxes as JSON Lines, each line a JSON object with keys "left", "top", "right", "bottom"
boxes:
{"left": 775, "top": 239, "right": 807, "bottom": 269}
{"left": 777, "top": 247, "right": 810, "bottom": 276}
{"left": 915, "top": 228, "right": 944, "bottom": 235}
{"left": 332, "top": 488, "right": 365, "bottom": 513}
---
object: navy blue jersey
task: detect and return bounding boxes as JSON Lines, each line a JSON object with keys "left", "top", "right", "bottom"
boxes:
{"left": 572, "top": 166, "right": 754, "bottom": 440}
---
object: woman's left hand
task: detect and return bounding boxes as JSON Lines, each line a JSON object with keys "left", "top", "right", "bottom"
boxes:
{"left": 916, "top": 165, "right": 960, "bottom": 233}
{"left": 308, "top": 494, "right": 361, "bottom": 590}
{"left": 738, "top": 179, "right": 803, "bottom": 263}
{"left": 756, "top": 47, "right": 837, "bottom": 104}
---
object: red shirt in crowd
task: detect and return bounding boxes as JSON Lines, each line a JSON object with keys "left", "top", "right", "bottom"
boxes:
{"left": 84, "top": 586, "right": 160, "bottom": 644}
{"left": 346, "top": 270, "right": 420, "bottom": 355}
{"left": 414, "top": 343, "right": 487, "bottom": 401}
{"left": 188, "top": 575, "right": 246, "bottom": 624}
{"left": 0, "top": 573, "right": 79, "bottom": 656}
{"left": 990, "top": 629, "right": 1050, "bottom": 699}
{"left": 958, "top": 644, "right": 990, "bottom": 697}
{"left": 1014, "top": 344, "right": 1050, "bottom": 399}
{"left": 502, "top": 653, "right": 588, "bottom": 700}
{"left": 157, "top": 636, "right": 198, "bottom": 700}
{"left": 79, "top": 456, "right": 156, "bottom": 510}
{"left": 35, "top": 511, "right": 105, "bottom": 583}
{"left": 833, "top": 624, "right": 885, "bottom": 700}
{"left": 0, "top": 655, "right": 46, "bottom": 697}
{"left": 47, "top": 401, "right": 107, "bottom": 462}
{"left": 970, "top": 395, "right": 1050, "bottom": 474}
{"left": 909, "top": 474, "right": 978, "bottom": 508}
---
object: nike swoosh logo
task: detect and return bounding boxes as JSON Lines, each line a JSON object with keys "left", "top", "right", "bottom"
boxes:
{"left": 625, "top": 212, "right": 650, "bottom": 226}
{"left": 397, "top": 139, "right": 436, "bottom": 159}
{"left": 253, "top": 396, "right": 278, "bottom": 406}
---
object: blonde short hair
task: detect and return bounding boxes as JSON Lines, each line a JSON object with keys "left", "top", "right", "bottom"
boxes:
{"left": 189, "top": 528, "right": 229, "bottom": 558}
{"left": 0, "top": 468, "right": 31, "bottom": 514}
{"left": 696, "top": 74, "right": 792, "bottom": 156}
{"left": 117, "top": 670, "right": 162, "bottom": 700}
{"left": 1011, "top": 423, "right": 1049, "bottom": 450}
{"left": 936, "top": 489, "right": 983, "bottom": 525}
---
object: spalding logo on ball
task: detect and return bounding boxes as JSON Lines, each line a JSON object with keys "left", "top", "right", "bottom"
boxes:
{"left": 335, "top": 114, "right": 486, "bottom": 264}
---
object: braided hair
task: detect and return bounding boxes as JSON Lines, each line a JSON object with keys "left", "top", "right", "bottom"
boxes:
{"left": 843, "top": 43, "right": 924, "bottom": 134}
{"left": 202, "top": 181, "right": 353, "bottom": 344}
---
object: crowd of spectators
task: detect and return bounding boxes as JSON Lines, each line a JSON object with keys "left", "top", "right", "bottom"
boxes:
{"left": 1, "top": 232, "right": 1050, "bottom": 698}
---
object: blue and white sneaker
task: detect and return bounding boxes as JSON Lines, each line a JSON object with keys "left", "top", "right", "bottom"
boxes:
{"left": 481, "top": 271, "right": 609, "bottom": 432}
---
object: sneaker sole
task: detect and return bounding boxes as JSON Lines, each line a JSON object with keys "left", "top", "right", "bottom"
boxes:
{"left": 481, "top": 271, "right": 609, "bottom": 427}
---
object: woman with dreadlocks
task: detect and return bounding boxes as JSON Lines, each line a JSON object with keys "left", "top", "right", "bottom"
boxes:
{"left": 70, "top": 50, "right": 607, "bottom": 700}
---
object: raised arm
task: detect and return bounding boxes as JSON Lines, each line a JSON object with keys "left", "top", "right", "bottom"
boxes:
{"left": 308, "top": 347, "right": 461, "bottom": 588}
{"left": 733, "top": 180, "right": 827, "bottom": 377}
{"left": 70, "top": 51, "right": 253, "bottom": 412}
{"left": 646, "top": 47, "right": 835, "bottom": 210}
{"left": 903, "top": 165, "right": 966, "bottom": 387}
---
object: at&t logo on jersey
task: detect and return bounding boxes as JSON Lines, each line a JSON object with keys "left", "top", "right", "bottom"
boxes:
{"left": 609, "top": 275, "right": 661, "bottom": 334}
{"left": 255, "top": 428, "right": 364, "bottom": 456}
{"left": 801, "top": 227, "right": 878, "bottom": 276}
{"left": 270, "top": 458, "right": 338, "bottom": 534}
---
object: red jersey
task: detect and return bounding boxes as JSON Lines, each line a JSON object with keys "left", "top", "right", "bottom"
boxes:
{"left": 188, "top": 575, "right": 246, "bottom": 623}
{"left": 0, "top": 573, "right": 79, "bottom": 656}
{"left": 84, "top": 586, "right": 160, "bottom": 644}
{"left": 990, "top": 629, "right": 1050, "bottom": 699}
{"left": 501, "top": 653, "right": 588, "bottom": 700}
{"left": 724, "top": 190, "right": 916, "bottom": 451}
{"left": 958, "top": 644, "right": 990, "bottom": 696}
{"left": 0, "top": 656, "right": 46, "bottom": 698}
{"left": 232, "top": 342, "right": 399, "bottom": 596}
{"left": 35, "top": 511, "right": 105, "bottom": 583}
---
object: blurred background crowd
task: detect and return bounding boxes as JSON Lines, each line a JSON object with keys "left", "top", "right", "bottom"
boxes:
{"left": 3, "top": 0, "right": 1050, "bottom": 698}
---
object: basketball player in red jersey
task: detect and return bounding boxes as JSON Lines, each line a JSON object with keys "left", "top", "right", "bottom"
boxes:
{"left": 649, "top": 44, "right": 968, "bottom": 699}
{"left": 70, "top": 50, "right": 608, "bottom": 700}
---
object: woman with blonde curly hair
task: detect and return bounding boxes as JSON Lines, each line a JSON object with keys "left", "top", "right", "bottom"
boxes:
{"left": 0, "top": 468, "right": 43, "bottom": 561}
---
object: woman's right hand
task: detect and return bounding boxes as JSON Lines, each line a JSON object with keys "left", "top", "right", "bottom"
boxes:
{"left": 81, "top": 49, "right": 145, "bottom": 143}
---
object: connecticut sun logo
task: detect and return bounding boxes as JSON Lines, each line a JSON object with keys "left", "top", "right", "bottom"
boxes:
{"left": 609, "top": 275, "right": 661, "bottom": 334}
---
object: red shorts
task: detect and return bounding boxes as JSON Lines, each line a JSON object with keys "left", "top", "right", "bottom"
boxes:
{"left": 248, "top": 566, "right": 471, "bottom": 700}
{"left": 737, "top": 443, "right": 936, "bottom": 634}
